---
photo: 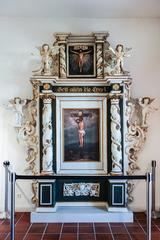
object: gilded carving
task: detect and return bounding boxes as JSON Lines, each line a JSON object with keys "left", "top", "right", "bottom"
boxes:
{"left": 31, "top": 80, "right": 39, "bottom": 100}
{"left": 17, "top": 99, "right": 39, "bottom": 205}
{"left": 56, "top": 86, "right": 107, "bottom": 93}
{"left": 112, "top": 84, "right": 120, "bottom": 91}
{"left": 43, "top": 83, "right": 51, "bottom": 90}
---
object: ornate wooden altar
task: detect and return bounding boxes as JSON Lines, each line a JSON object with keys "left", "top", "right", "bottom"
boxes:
{"left": 30, "top": 32, "right": 131, "bottom": 209}
{"left": 11, "top": 32, "right": 156, "bottom": 220}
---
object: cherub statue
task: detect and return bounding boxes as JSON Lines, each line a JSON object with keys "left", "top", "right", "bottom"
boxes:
{"left": 33, "top": 43, "right": 61, "bottom": 76}
{"left": 8, "top": 97, "right": 27, "bottom": 127}
{"left": 139, "top": 97, "right": 157, "bottom": 128}
{"left": 104, "top": 43, "right": 131, "bottom": 75}
{"left": 37, "top": 44, "right": 52, "bottom": 75}
{"left": 109, "top": 44, "right": 132, "bottom": 75}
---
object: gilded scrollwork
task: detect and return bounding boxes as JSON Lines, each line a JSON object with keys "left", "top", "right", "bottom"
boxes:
{"left": 31, "top": 180, "right": 39, "bottom": 206}
{"left": 17, "top": 99, "right": 39, "bottom": 205}
{"left": 18, "top": 100, "right": 38, "bottom": 174}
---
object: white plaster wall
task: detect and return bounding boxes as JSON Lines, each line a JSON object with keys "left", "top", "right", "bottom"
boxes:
{"left": 0, "top": 17, "right": 160, "bottom": 212}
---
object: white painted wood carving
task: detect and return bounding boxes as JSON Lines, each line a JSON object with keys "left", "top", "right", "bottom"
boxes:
{"left": 104, "top": 44, "right": 131, "bottom": 76}
{"left": 7, "top": 97, "right": 27, "bottom": 128}
{"left": 7, "top": 32, "right": 158, "bottom": 207}
{"left": 96, "top": 44, "right": 103, "bottom": 78}
{"left": 110, "top": 98, "right": 122, "bottom": 174}
{"left": 63, "top": 183, "right": 100, "bottom": 197}
{"left": 125, "top": 97, "right": 157, "bottom": 202}
{"left": 33, "top": 44, "right": 60, "bottom": 76}
{"left": 59, "top": 44, "right": 67, "bottom": 78}
{"left": 42, "top": 98, "right": 53, "bottom": 174}
{"left": 18, "top": 100, "right": 38, "bottom": 174}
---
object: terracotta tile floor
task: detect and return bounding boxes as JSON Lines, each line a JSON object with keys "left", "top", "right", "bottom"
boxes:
{"left": 0, "top": 212, "right": 160, "bottom": 239}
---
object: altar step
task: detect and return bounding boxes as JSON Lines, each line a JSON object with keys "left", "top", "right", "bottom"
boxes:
{"left": 31, "top": 206, "right": 133, "bottom": 223}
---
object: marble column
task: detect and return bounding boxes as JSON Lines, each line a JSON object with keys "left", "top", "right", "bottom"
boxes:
{"left": 110, "top": 98, "right": 123, "bottom": 175}
{"left": 41, "top": 98, "right": 53, "bottom": 174}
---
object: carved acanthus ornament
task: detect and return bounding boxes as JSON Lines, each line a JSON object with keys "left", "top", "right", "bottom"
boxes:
{"left": 18, "top": 100, "right": 38, "bottom": 174}
{"left": 125, "top": 97, "right": 157, "bottom": 202}
{"left": 41, "top": 98, "right": 54, "bottom": 174}
{"left": 63, "top": 183, "right": 100, "bottom": 197}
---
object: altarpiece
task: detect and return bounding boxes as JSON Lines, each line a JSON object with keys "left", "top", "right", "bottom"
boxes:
{"left": 9, "top": 32, "right": 156, "bottom": 216}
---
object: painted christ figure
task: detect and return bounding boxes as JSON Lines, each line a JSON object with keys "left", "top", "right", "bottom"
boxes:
{"left": 75, "top": 111, "right": 86, "bottom": 148}
{"left": 70, "top": 49, "right": 92, "bottom": 73}
{"left": 71, "top": 111, "right": 92, "bottom": 149}
{"left": 64, "top": 109, "right": 99, "bottom": 162}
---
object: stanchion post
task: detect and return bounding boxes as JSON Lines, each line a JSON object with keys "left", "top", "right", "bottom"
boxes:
{"left": 146, "top": 172, "right": 152, "bottom": 240}
{"left": 10, "top": 172, "right": 16, "bottom": 240}
{"left": 151, "top": 160, "right": 159, "bottom": 218}
{"left": 3, "top": 161, "right": 10, "bottom": 218}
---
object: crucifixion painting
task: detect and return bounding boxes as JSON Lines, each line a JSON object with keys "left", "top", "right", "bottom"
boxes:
{"left": 68, "top": 45, "right": 95, "bottom": 76}
{"left": 63, "top": 109, "right": 100, "bottom": 162}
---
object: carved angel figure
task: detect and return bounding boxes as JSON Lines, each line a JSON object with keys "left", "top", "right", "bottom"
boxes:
{"left": 104, "top": 44, "right": 132, "bottom": 75}
{"left": 38, "top": 44, "right": 52, "bottom": 75}
{"left": 8, "top": 97, "right": 27, "bottom": 127}
{"left": 139, "top": 97, "right": 157, "bottom": 128}
{"left": 33, "top": 43, "right": 61, "bottom": 76}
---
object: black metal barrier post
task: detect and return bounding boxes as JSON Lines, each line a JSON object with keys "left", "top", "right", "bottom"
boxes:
{"left": 3, "top": 161, "right": 152, "bottom": 240}
{"left": 147, "top": 172, "right": 152, "bottom": 240}
{"left": 3, "top": 161, "right": 10, "bottom": 218}
{"left": 10, "top": 172, "right": 16, "bottom": 240}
